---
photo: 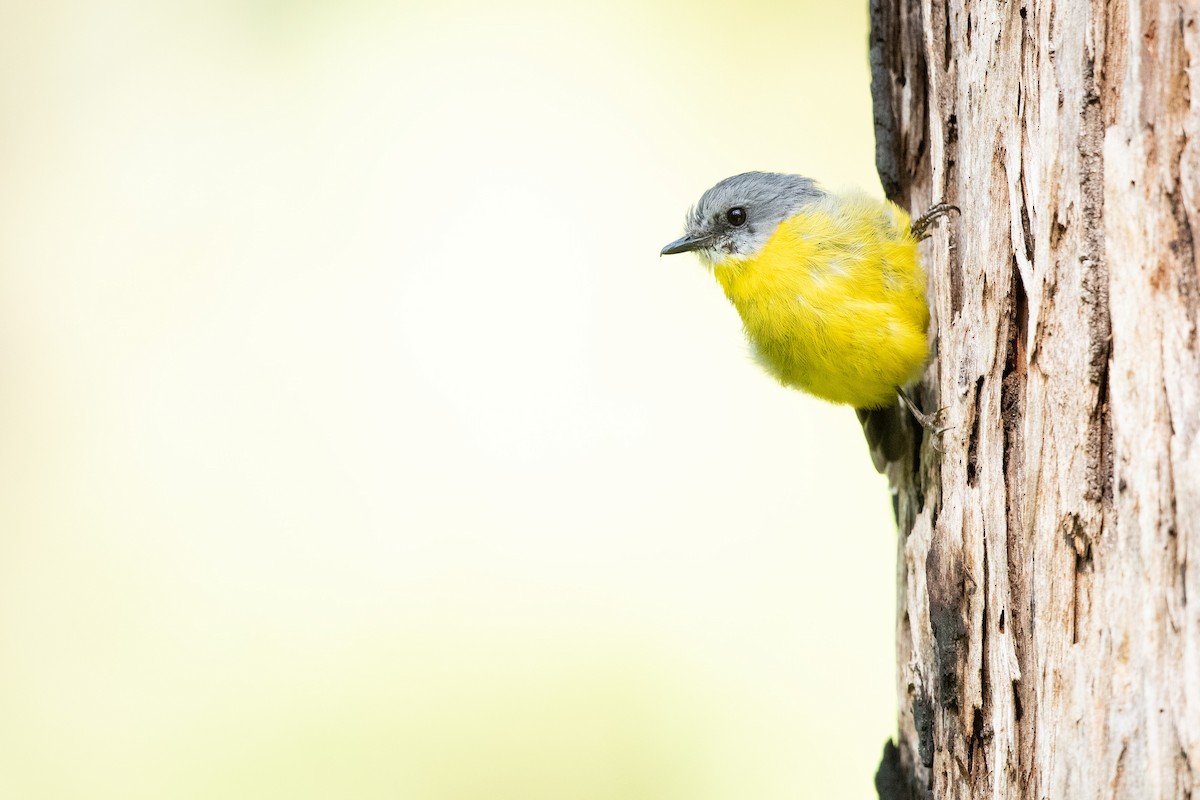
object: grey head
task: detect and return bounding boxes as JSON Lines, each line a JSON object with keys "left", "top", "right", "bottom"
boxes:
{"left": 661, "top": 172, "right": 825, "bottom": 262}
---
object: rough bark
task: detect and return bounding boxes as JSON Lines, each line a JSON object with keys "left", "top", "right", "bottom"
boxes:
{"left": 869, "top": 2, "right": 1200, "bottom": 798}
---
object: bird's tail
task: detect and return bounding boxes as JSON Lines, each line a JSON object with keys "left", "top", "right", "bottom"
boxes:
{"left": 856, "top": 401, "right": 910, "bottom": 473}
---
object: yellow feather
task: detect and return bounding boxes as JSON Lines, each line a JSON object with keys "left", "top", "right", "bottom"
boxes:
{"left": 710, "top": 196, "right": 929, "bottom": 409}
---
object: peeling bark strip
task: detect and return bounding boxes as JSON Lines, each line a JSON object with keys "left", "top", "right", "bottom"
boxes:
{"left": 870, "top": 2, "right": 1200, "bottom": 798}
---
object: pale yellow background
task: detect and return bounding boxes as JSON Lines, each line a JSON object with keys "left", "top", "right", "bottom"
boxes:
{"left": 0, "top": 1, "right": 899, "bottom": 798}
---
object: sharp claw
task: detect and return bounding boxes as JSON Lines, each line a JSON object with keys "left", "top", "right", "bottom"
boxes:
{"left": 910, "top": 202, "right": 960, "bottom": 241}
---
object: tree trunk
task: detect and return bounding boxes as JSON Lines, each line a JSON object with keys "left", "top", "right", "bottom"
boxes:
{"left": 869, "top": 2, "right": 1200, "bottom": 798}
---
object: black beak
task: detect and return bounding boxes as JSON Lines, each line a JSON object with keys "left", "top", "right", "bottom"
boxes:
{"left": 660, "top": 233, "right": 710, "bottom": 256}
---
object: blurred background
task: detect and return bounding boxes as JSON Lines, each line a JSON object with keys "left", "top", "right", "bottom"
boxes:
{"left": 0, "top": 1, "right": 899, "bottom": 797}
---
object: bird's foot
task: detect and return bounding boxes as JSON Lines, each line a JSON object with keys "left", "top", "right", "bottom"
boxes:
{"left": 911, "top": 202, "right": 960, "bottom": 241}
{"left": 898, "top": 388, "right": 950, "bottom": 437}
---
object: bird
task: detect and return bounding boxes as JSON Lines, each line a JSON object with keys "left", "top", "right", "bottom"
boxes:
{"left": 660, "top": 171, "right": 955, "bottom": 469}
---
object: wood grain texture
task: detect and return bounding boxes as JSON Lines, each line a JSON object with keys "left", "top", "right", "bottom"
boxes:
{"left": 869, "top": 2, "right": 1200, "bottom": 798}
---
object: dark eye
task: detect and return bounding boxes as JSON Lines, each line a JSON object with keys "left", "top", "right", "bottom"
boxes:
{"left": 725, "top": 207, "right": 747, "bottom": 227}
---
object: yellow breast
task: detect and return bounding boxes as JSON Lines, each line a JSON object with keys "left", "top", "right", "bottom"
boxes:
{"left": 711, "top": 196, "right": 930, "bottom": 409}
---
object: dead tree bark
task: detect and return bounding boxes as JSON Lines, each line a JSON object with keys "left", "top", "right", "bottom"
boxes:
{"left": 869, "top": 2, "right": 1200, "bottom": 798}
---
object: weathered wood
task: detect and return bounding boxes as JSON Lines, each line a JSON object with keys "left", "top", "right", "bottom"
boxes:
{"left": 869, "top": 2, "right": 1200, "bottom": 798}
